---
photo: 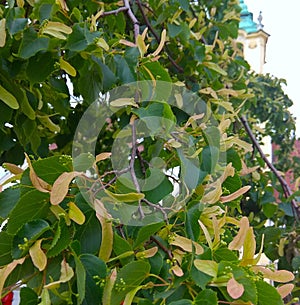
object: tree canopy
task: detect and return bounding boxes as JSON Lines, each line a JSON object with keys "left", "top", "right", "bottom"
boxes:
{"left": 0, "top": 0, "right": 299, "bottom": 304}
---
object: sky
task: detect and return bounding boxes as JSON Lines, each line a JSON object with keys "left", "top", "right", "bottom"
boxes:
{"left": 246, "top": 0, "right": 300, "bottom": 137}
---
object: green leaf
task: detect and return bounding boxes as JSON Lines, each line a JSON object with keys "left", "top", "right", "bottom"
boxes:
{"left": 80, "top": 254, "right": 107, "bottom": 305}
{"left": 133, "top": 222, "right": 164, "bottom": 248}
{"left": 6, "top": 8, "right": 28, "bottom": 35}
{"left": 169, "top": 300, "right": 192, "bottom": 305}
{"left": 21, "top": 155, "right": 72, "bottom": 186}
{"left": 75, "top": 254, "right": 86, "bottom": 304}
{"left": 111, "top": 261, "right": 151, "bottom": 304}
{"left": 167, "top": 23, "right": 182, "bottom": 38}
{"left": 256, "top": 280, "right": 284, "bottom": 305}
{"left": 0, "top": 232, "right": 13, "bottom": 266}
{"left": 18, "top": 28, "right": 50, "bottom": 59}
{"left": 73, "top": 153, "right": 95, "bottom": 171}
{"left": 0, "top": 84, "right": 19, "bottom": 109}
{"left": 19, "top": 286, "right": 39, "bottom": 305}
{"left": 178, "top": 0, "right": 189, "bottom": 11}
{"left": 0, "top": 188, "right": 20, "bottom": 220}
{"left": 26, "top": 52, "right": 56, "bottom": 83}
{"left": 65, "top": 24, "right": 99, "bottom": 51}
{"left": 194, "top": 289, "right": 218, "bottom": 305}
{"left": 7, "top": 190, "right": 50, "bottom": 234}
{"left": 47, "top": 219, "right": 71, "bottom": 258}
{"left": 12, "top": 219, "right": 50, "bottom": 259}
{"left": 142, "top": 61, "right": 172, "bottom": 83}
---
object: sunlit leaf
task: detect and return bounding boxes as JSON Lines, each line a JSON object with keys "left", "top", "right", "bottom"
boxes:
{"left": 59, "top": 58, "right": 76, "bottom": 77}
{"left": 96, "top": 213, "right": 113, "bottom": 262}
{"left": 169, "top": 234, "right": 203, "bottom": 255}
{"left": 251, "top": 266, "right": 294, "bottom": 283}
{"left": 68, "top": 201, "right": 85, "bottom": 225}
{"left": 220, "top": 186, "right": 251, "bottom": 203}
{"left": 50, "top": 171, "right": 82, "bottom": 205}
{"left": 227, "top": 277, "right": 244, "bottom": 299}
{"left": 194, "top": 260, "right": 218, "bottom": 277}
{"left": 110, "top": 98, "right": 138, "bottom": 108}
{"left": 228, "top": 217, "right": 249, "bottom": 250}
{"left": 0, "top": 84, "right": 19, "bottom": 109}
{"left": 25, "top": 154, "right": 51, "bottom": 193}
{"left": 0, "top": 19, "right": 6, "bottom": 47}
{"left": 44, "top": 260, "right": 74, "bottom": 289}
{"left": 276, "top": 284, "right": 294, "bottom": 298}
{"left": 29, "top": 239, "right": 47, "bottom": 271}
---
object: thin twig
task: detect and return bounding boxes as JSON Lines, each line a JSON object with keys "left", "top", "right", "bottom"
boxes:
{"left": 240, "top": 115, "right": 300, "bottom": 219}
{"left": 130, "top": 120, "right": 145, "bottom": 219}
{"left": 99, "top": 6, "right": 128, "bottom": 17}
{"left": 142, "top": 198, "right": 169, "bottom": 223}
{"left": 99, "top": 1, "right": 140, "bottom": 42}
{"left": 150, "top": 236, "right": 173, "bottom": 260}
{"left": 124, "top": 0, "right": 140, "bottom": 41}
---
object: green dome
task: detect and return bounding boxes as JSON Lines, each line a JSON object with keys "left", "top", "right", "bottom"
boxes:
{"left": 239, "top": 0, "right": 258, "bottom": 34}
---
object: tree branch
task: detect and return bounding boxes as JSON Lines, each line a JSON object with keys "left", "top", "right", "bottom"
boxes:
{"left": 240, "top": 115, "right": 300, "bottom": 219}
{"left": 130, "top": 119, "right": 145, "bottom": 219}
{"left": 99, "top": 0, "right": 140, "bottom": 42}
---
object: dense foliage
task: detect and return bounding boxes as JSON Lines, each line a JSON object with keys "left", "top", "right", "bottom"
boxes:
{"left": 0, "top": 0, "right": 299, "bottom": 304}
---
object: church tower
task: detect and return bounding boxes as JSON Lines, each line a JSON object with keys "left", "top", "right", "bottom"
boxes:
{"left": 238, "top": 0, "right": 270, "bottom": 74}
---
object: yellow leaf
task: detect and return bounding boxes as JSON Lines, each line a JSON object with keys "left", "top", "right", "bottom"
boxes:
{"left": 104, "top": 189, "right": 144, "bottom": 202}
{"left": 169, "top": 234, "right": 203, "bottom": 255}
{"left": 202, "top": 181, "right": 222, "bottom": 204}
{"left": 171, "top": 264, "right": 184, "bottom": 277}
{"left": 56, "top": 0, "right": 69, "bottom": 11}
{"left": 59, "top": 58, "right": 76, "bottom": 77}
{"left": 102, "top": 268, "right": 117, "bottom": 305}
{"left": 220, "top": 186, "right": 251, "bottom": 203}
{"left": 50, "top": 171, "right": 82, "bottom": 205}
{"left": 44, "top": 260, "right": 74, "bottom": 289}
{"left": 29, "top": 239, "right": 47, "bottom": 271}
{"left": 37, "top": 115, "right": 61, "bottom": 133}
{"left": 96, "top": 213, "right": 113, "bottom": 262}
{"left": 136, "top": 34, "right": 148, "bottom": 57}
{"left": 96, "top": 37, "right": 109, "bottom": 51}
{"left": 228, "top": 217, "right": 249, "bottom": 251}
{"left": 151, "top": 29, "right": 166, "bottom": 57}
{"left": 0, "top": 258, "right": 25, "bottom": 298}
{"left": 0, "top": 19, "right": 6, "bottom": 48}
{"left": 194, "top": 259, "right": 218, "bottom": 277}
{"left": 17, "top": 0, "right": 24, "bottom": 7}
{"left": 119, "top": 39, "right": 136, "bottom": 47}
{"left": 38, "top": 289, "right": 51, "bottom": 305}
{"left": 42, "top": 28, "right": 68, "bottom": 40}
{"left": 50, "top": 205, "right": 71, "bottom": 225}
{"left": 3, "top": 162, "right": 24, "bottom": 174}
{"left": 110, "top": 97, "right": 138, "bottom": 108}
{"left": 136, "top": 247, "right": 158, "bottom": 259}
{"left": 240, "top": 160, "right": 259, "bottom": 176}
{"left": 227, "top": 277, "right": 244, "bottom": 299}
{"left": 199, "top": 87, "right": 218, "bottom": 99}
{"left": 240, "top": 227, "right": 256, "bottom": 265}
{"left": 95, "top": 152, "right": 111, "bottom": 163}
{"left": 43, "top": 21, "right": 72, "bottom": 34}
{"left": 202, "top": 62, "right": 227, "bottom": 76}
{"left": 251, "top": 266, "right": 294, "bottom": 283}
{"left": 25, "top": 153, "right": 51, "bottom": 193}
{"left": 0, "top": 84, "right": 19, "bottom": 109}
{"left": 68, "top": 201, "right": 85, "bottom": 225}
{"left": 226, "top": 137, "right": 253, "bottom": 153}
{"left": 276, "top": 283, "right": 294, "bottom": 298}
{"left": 198, "top": 219, "right": 213, "bottom": 249}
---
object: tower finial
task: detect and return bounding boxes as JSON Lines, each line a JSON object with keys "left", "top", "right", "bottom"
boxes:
{"left": 257, "top": 11, "right": 264, "bottom": 29}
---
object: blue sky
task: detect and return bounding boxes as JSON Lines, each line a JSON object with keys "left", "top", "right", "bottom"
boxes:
{"left": 247, "top": 0, "right": 300, "bottom": 137}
